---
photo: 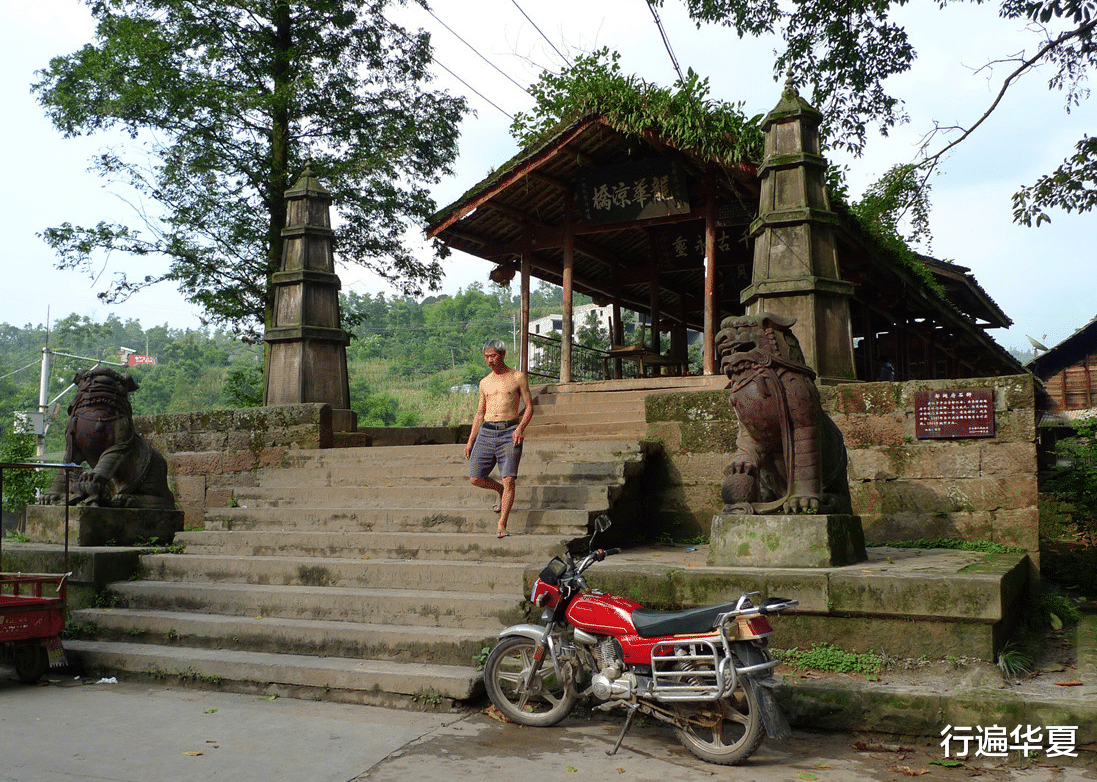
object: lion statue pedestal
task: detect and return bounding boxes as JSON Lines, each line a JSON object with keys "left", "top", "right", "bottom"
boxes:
{"left": 26, "top": 505, "right": 184, "bottom": 547}
{"left": 708, "top": 513, "right": 866, "bottom": 568}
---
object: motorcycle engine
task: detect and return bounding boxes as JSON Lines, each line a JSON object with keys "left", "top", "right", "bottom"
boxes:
{"left": 590, "top": 636, "right": 634, "bottom": 700}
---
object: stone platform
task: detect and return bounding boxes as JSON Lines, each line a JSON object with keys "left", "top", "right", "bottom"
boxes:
{"left": 547, "top": 543, "right": 1032, "bottom": 662}
{"left": 26, "top": 505, "right": 184, "bottom": 547}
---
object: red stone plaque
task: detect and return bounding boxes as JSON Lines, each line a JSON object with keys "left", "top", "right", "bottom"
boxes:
{"left": 914, "top": 388, "right": 995, "bottom": 439}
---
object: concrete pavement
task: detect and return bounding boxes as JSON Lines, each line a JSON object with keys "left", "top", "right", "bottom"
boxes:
{"left": 1, "top": 673, "right": 1094, "bottom": 782}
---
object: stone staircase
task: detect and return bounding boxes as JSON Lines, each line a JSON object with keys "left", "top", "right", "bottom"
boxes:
{"left": 65, "top": 435, "right": 657, "bottom": 705}
{"left": 65, "top": 378, "right": 723, "bottom": 705}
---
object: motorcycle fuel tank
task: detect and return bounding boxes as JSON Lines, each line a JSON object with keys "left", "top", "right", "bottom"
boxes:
{"left": 566, "top": 592, "right": 641, "bottom": 635}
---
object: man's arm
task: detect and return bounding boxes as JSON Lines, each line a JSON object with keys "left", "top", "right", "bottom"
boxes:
{"left": 513, "top": 371, "right": 534, "bottom": 446}
{"left": 465, "top": 386, "right": 487, "bottom": 459}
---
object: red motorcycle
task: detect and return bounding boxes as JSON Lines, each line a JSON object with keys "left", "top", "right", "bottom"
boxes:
{"left": 484, "top": 515, "right": 798, "bottom": 765}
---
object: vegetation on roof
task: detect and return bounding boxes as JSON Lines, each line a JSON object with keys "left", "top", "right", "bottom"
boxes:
{"left": 847, "top": 163, "right": 944, "bottom": 296}
{"left": 510, "top": 48, "right": 765, "bottom": 166}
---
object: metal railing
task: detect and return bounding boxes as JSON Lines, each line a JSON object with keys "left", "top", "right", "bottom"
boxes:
{"left": 528, "top": 334, "right": 615, "bottom": 382}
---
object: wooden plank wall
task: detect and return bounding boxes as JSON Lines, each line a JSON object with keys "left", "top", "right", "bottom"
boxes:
{"left": 1044, "top": 350, "right": 1097, "bottom": 410}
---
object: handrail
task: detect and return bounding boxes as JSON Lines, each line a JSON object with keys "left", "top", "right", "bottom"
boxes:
{"left": 528, "top": 334, "right": 612, "bottom": 382}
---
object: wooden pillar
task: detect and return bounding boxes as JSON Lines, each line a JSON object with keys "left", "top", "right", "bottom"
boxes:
{"left": 703, "top": 175, "right": 718, "bottom": 375}
{"left": 611, "top": 296, "right": 624, "bottom": 380}
{"left": 646, "top": 231, "right": 661, "bottom": 359}
{"left": 648, "top": 267, "right": 661, "bottom": 360}
{"left": 520, "top": 249, "right": 532, "bottom": 374}
{"left": 560, "top": 194, "right": 575, "bottom": 383}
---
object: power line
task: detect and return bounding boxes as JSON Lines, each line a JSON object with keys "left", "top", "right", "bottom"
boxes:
{"left": 381, "top": 14, "right": 515, "bottom": 120}
{"left": 422, "top": 7, "right": 532, "bottom": 96}
{"left": 647, "top": 1, "right": 685, "bottom": 84}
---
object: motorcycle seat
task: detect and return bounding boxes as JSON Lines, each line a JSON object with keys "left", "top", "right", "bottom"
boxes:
{"left": 631, "top": 602, "right": 738, "bottom": 638}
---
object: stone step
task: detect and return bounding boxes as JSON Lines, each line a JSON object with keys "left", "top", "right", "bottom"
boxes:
{"left": 275, "top": 440, "right": 648, "bottom": 468}
{"left": 227, "top": 483, "right": 614, "bottom": 510}
{"left": 108, "top": 580, "right": 523, "bottom": 630}
{"left": 526, "top": 409, "right": 645, "bottom": 428}
{"left": 71, "top": 607, "right": 493, "bottom": 667}
{"left": 525, "top": 421, "right": 647, "bottom": 440}
{"left": 201, "top": 506, "right": 594, "bottom": 535}
{"left": 258, "top": 459, "right": 637, "bottom": 488}
{"left": 65, "top": 639, "right": 481, "bottom": 703}
{"left": 139, "top": 553, "right": 529, "bottom": 595}
{"left": 174, "top": 530, "right": 567, "bottom": 561}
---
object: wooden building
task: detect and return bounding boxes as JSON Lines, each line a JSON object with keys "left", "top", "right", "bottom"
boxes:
{"left": 1029, "top": 315, "right": 1097, "bottom": 418}
{"left": 427, "top": 84, "right": 1023, "bottom": 383}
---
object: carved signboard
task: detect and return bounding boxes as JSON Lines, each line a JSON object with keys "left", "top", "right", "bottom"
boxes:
{"left": 579, "top": 160, "right": 690, "bottom": 225}
{"left": 655, "top": 223, "right": 752, "bottom": 289}
{"left": 914, "top": 388, "right": 995, "bottom": 439}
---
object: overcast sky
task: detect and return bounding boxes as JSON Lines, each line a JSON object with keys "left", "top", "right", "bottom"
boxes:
{"left": 2, "top": 0, "right": 1094, "bottom": 355}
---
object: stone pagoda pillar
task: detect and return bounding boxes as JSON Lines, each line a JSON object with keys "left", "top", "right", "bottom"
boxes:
{"left": 740, "top": 74, "right": 856, "bottom": 383}
{"left": 263, "top": 161, "right": 355, "bottom": 432}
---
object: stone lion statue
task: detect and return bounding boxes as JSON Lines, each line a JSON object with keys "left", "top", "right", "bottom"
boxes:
{"left": 43, "top": 366, "right": 176, "bottom": 509}
{"left": 716, "top": 312, "right": 851, "bottom": 515}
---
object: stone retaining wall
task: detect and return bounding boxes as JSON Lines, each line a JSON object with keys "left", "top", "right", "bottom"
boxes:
{"left": 134, "top": 403, "right": 335, "bottom": 530}
{"left": 644, "top": 374, "right": 1039, "bottom": 552}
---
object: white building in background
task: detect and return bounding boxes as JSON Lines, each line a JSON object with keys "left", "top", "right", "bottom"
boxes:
{"left": 529, "top": 302, "right": 614, "bottom": 340}
{"left": 528, "top": 303, "right": 616, "bottom": 368}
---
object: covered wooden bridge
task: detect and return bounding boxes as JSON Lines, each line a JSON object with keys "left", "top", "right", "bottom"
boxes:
{"left": 427, "top": 81, "right": 1023, "bottom": 384}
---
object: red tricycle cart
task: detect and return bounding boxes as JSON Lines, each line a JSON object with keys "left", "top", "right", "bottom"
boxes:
{"left": 0, "top": 572, "right": 69, "bottom": 683}
{"left": 1, "top": 461, "right": 81, "bottom": 684}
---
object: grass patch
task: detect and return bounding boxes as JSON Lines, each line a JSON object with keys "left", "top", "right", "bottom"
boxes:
{"left": 870, "top": 538, "right": 1025, "bottom": 555}
{"left": 777, "top": 643, "right": 885, "bottom": 676}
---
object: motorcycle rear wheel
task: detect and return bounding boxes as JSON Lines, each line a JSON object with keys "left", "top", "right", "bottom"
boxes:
{"left": 672, "top": 656, "right": 764, "bottom": 765}
{"left": 483, "top": 635, "right": 577, "bottom": 727}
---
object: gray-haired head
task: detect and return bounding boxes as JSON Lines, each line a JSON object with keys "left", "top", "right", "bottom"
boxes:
{"left": 482, "top": 339, "right": 507, "bottom": 354}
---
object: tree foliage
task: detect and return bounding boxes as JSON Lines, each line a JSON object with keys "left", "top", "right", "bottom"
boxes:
{"left": 1044, "top": 417, "right": 1097, "bottom": 538}
{"left": 657, "top": 0, "right": 1097, "bottom": 225}
{"left": 0, "top": 427, "right": 50, "bottom": 514}
{"left": 0, "top": 284, "right": 617, "bottom": 439}
{"left": 33, "top": 0, "right": 467, "bottom": 339}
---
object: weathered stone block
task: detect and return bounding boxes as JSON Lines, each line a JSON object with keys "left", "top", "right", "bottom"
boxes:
{"left": 831, "top": 412, "right": 908, "bottom": 448}
{"left": 169, "top": 452, "right": 224, "bottom": 476}
{"left": 905, "top": 444, "right": 983, "bottom": 479}
{"left": 708, "top": 514, "right": 867, "bottom": 568}
{"left": 172, "top": 474, "right": 206, "bottom": 506}
{"left": 645, "top": 390, "right": 728, "bottom": 423}
{"left": 221, "top": 451, "right": 260, "bottom": 473}
{"left": 829, "top": 381, "right": 901, "bottom": 415}
{"left": 979, "top": 442, "right": 1036, "bottom": 476}
{"left": 26, "top": 505, "right": 185, "bottom": 546}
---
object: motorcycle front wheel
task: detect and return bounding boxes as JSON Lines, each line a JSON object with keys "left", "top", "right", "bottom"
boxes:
{"left": 483, "top": 635, "right": 577, "bottom": 727}
{"left": 672, "top": 657, "right": 764, "bottom": 765}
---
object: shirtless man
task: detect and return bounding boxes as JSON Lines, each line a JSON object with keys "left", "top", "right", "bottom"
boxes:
{"left": 464, "top": 339, "right": 534, "bottom": 537}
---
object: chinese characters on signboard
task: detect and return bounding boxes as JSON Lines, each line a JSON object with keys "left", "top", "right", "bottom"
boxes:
{"left": 579, "top": 160, "right": 690, "bottom": 225}
{"left": 914, "top": 389, "right": 995, "bottom": 439}
{"left": 658, "top": 224, "right": 751, "bottom": 286}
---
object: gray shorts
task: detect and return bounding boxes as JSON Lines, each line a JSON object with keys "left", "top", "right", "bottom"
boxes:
{"left": 469, "top": 421, "right": 523, "bottom": 479}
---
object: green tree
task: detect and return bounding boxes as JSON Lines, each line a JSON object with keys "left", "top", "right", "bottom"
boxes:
{"left": 0, "top": 425, "right": 50, "bottom": 514}
{"left": 1044, "top": 418, "right": 1097, "bottom": 538}
{"left": 33, "top": 0, "right": 467, "bottom": 339}
{"left": 657, "top": 0, "right": 1096, "bottom": 227}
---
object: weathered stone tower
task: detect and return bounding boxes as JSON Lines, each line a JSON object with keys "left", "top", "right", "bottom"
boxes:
{"left": 263, "top": 161, "right": 355, "bottom": 432}
{"left": 740, "top": 74, "right": 856, "bottom": 383}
